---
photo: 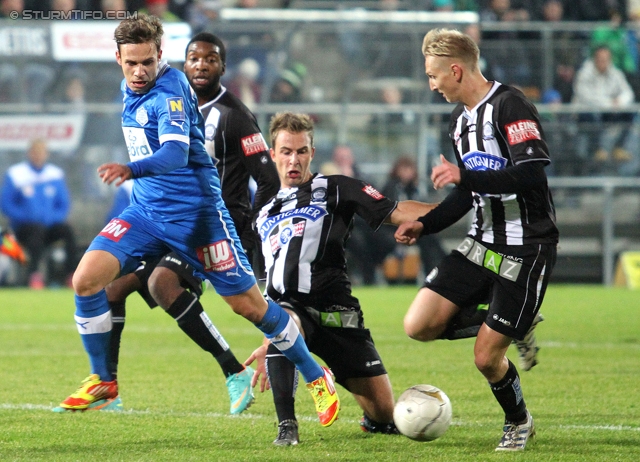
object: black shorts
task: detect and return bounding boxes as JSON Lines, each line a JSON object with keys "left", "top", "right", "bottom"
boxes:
{"left": 423, "top": 237, "right": 556, "bottom": 341}
{"left": 280, "top": 300, "right": 387, "bottom": 390}
{"left": 133, "top": 252, "right": 204, "bottom": 309}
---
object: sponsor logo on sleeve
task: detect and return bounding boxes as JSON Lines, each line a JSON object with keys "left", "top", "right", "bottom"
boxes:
{"left": 166, "top": 97, "right": 185, "bottom": 121}
{"left": 99, "top": 219, "right": 131, "bottom": 242}
{"left": 505, "top": 119, "right": 541, "bottom": 145}
{"left": 197, "top": 240, "right": 237, "bottom": 272}
{"left": 241, "top": 133, "right": 268, "bottom": 156}
{"left": 362, "top": 184, "right": 384, "bottom": 200}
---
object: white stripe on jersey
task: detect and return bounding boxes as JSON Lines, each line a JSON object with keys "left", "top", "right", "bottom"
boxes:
{"left": 159, "top": 133, "right": 190, "bottom": 145}
{"left": 481, "top": 104, "right": 501, "bottom": 157}
{"left": 296, "top": 176, "right": 327, "bottom": 293}
{"left": 269, "top": 198, "right": 298, "bottom": 294}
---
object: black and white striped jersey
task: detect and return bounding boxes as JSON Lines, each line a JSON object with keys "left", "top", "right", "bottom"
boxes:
{"left": 255, "top": 173, "right": 396, "bottom": 306}
{"left": 449, "top": 82, "right": 558, "bottom": 245}
{"left": 199, "top": 85, "right": 279, "bottom": 247}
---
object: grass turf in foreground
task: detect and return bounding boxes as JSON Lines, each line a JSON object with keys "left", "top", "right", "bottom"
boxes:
{"left": 0, "top": 285, "right": 638, "bottom": 461}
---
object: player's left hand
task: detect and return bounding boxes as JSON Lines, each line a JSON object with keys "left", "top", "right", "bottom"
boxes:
{"left": 244, "top": 343, "right": 270, "bottom": 392}
{"left": 431, "top": 154, "right": 461, "bottom": 190}
{"left": 98, "top": 163, "right": 133, "bottom": 186}
{"left": 395, "top": 221, "right": 424, "bottom": 246}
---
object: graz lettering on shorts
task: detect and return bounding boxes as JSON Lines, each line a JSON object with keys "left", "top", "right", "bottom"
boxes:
{"left": 456, "top": 237, "right": 522, "bottom": 281}
{"left": 303, "top": 305, "right": 360, "bottom": 328}
{"left": 258, "top": 206, "right": 327, "bottom": 241}
{"left": 99, "top": 218, "right": 131, "bottom": 242}
{"left": 197, "top": 240, "right": 237, "bottom": 272}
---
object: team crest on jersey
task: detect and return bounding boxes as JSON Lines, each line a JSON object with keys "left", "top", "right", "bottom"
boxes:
{"left": 461, "top": 151, "right": 507, "bottom": 171}
{"left": 205, "top": 123, "right": 215, "bottom": 140}
{"left": 197, "top": 240, "right": 237, "bottom": 272}
{"left": 258, "top": 205, "right": 327, "bottom": 241}
{"left": 311, "top": 187, "right": 327, "bottom": 202}
{"left": 362, "top": 185, "right": 383, "bottom": 200}
{"left": 136, "top": 106, "right": 148, "bottom": 126}
{"left": 505, "top": 119, "right": 541, "bottom": 145}
{"left": 269, "top": 220, "right": 306, "bottom": 254}
{"left": 166, "top": 97, "right": 185, "bottom": 121}
{"left": 482, "top": 122, "right": 495, "bottom": 140}
{"left": 241, "top": 133, "right": 268, "bottom": 156}
{"left": 99, "top": 219, "right": 131, "bottom": 242}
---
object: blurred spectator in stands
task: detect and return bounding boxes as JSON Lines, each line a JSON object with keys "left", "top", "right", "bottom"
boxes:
{"left": 630, "top": 0, "right": 640, "bottom": 21}
{"left": 379, "top": 156, "right": 446, "bottom": 284}
{"left": 269, "top": 62, "right": 307, "bottom": 103}
{"left": 188, "top": 0, "right": 222, "bottom": 33}
{"left": 49, "top": 0, "right": 85, "bottom": 19}
{"left": 100, "top": 0, "right": 130, "bottom": 15}
{"left": 0, "top": 139, "right": 77, "bottom": 289}
{"left": 330, "top": 144, "right": 382, "bottom": 285}
{"left": 573, "top": 45, "right": 635, "bottom": 169}
{"left": 592, "top": 10, "right": 638, "bottom": 76}
{"left": 563, "top": 0, "right": 618, "bottom": 22}
{"left": 480, "top": 0, "right": 533, "bottom": 87}
{"left": 139, "top": 0, "right": 181, "bottom": 21}
{"left": 226, "top": 57, "right": 262, "bottom": 111}
{"left": 0, "top": 0, "right": 22, "bottom": 17}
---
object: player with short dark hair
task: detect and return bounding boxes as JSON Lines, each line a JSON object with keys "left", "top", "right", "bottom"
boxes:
{"left": 244, "top": 112, "right": 437, "bottom": 445}
{"left": 54, "top": 16, "right": 340, "bottom": 428}
{"left": 395, "top": 28, "right": 559, "bottom": 452}
{"left": 102, "top": 31, "right": 279, "bottom": 416}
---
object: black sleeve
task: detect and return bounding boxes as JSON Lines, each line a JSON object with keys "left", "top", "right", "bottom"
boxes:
{"left": 228, "top": 110, "right": 280, "bottom": 212}
{"left": 458, "top": 160, "right": 547, "bottom": 194}
{"left": 417, "top": 187, "right": 473, "bottom": 235}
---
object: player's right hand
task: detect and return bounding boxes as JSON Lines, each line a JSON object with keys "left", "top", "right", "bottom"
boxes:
{"left": 395, "top": 221, "right": 424, "bottom": 246}
{"left": 244, "top": 343, "right": 270, "bottom": 392}
{"left": 98, "top": 163, "right": 133, "bottom": 186}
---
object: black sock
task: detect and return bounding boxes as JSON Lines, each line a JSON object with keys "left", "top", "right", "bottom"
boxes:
{"left": 108, "top": 301, "right": 126, "bottom": 380}
{"left": 266, "top": 342, "right": 298, "bottom": 423}
{"left": 489, "top": 359, "right": 527, "bottom": 424}
{"left": 439, "top": 306, "right": 488, "bottom": 340}
{"left": 166, "top": 290, "right": 243, "bottom": 377}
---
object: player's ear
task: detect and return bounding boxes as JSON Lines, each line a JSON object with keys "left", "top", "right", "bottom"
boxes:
{"left": 270, "top": 148, "right": 276, "bottom": 161}
{"left": 157, "top": 48, "right": 163, "bottom": 61}
{"left": 115, "top": 50, "right": 121, "bottom": 66}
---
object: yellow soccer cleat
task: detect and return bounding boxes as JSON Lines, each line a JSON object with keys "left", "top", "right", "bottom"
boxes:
{"left": 54, "top": 374, "right": 118, "bottom": 412}
{"left": 306, "top": 366, "right": 340, "bottom": 427}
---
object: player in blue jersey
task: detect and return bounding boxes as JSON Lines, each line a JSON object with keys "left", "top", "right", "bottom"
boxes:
{"left": 53, "top": 15, "right": 340, "bottom": 427}
{"left": 99, "top": 33, "right": 279, "bottom": 416}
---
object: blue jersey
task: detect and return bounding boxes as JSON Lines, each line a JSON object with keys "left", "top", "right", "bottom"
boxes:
{"left": 121, "top": 63, "right": 224, "bottom": 221}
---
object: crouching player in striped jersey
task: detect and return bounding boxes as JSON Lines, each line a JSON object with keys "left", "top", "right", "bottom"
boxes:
{"left": 244, "top": 112, "right": 438, "bottom": 445}
{"left": 53, "top": 15, "right": 340, "bottom": 428}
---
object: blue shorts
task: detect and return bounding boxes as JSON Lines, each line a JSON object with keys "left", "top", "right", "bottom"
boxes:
{"left": 87, "top": 205, "right": 255, "bottom": 296}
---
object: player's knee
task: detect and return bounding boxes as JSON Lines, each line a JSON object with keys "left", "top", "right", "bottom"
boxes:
{"left": 403, "top": 316, "right": 439, "bottom": 342}
{"left": 72, "top": 271, "right": 102, "bottom": 297}
{"left": 474, "top": 351, "right": 500, "bottom": 376}
{"left": 148, "top": 267, "right": 180, "bottom": 308}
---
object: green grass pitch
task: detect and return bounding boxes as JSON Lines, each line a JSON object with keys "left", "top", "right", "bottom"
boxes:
{"left": 0, "top": 285, "right": 639, "bottom": 461}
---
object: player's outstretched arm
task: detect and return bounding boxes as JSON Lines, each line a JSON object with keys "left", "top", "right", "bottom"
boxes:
{"left": 387, "top": 200, "right": 438, "bottom": 226}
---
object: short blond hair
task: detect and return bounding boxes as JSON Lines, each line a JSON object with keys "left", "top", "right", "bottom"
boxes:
{"left": 422, "top": 28, "right": 479, "bottom": 71}
{"left": 269, "top": 112, "right": 314, "bottom": 148}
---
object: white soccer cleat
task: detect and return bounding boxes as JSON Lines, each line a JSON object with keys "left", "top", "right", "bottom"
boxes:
{"left": 514, "top": 313, "right": 544, "bottom": 371}
{"left": 495, "top": 411, "right": 535, "bottom": 451}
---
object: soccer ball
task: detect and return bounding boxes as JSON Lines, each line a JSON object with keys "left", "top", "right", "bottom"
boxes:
{"left": 393, "top": 384, "right": 452, "bottom": 442}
